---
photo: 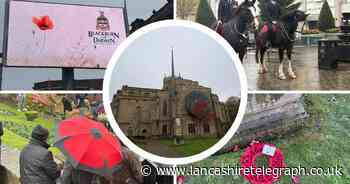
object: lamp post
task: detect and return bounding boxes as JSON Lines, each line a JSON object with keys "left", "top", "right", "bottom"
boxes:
{"left": 174, "top": 118, "right": 184, "bottom": 145}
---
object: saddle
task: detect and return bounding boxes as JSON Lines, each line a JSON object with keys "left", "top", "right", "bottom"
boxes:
{"left": 261, "top": 22, "right": 280, "bottom": 33}
{"left": 215, "top": 21, "right": 224, "bottom": 36}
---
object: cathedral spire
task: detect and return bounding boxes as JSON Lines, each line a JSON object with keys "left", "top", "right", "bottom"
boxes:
{"left": 171, "top": 47, "right": 175, "bottom": 78}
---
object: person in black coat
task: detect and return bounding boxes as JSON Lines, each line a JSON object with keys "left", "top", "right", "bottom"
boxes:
{"left": 265, "top": 0, "right": 281, "bottom": 22}
{"left": 0, "top": 121, "right": 3, "bottom": 164}
{"left": 19, "top": 125, "right": 61, "bottom": 184}
{"left": 264, "top": 0, "right": 282, "bottom": 39}
{"left": 218, "top": 0, "right": 238, "bottom": 23}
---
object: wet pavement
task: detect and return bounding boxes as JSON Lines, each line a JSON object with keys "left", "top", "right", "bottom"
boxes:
{"left": 244, "top": 46, "right": 350, "bottom": 91}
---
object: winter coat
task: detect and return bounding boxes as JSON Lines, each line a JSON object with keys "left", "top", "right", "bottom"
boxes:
{"left": 60, "top": 161, "right": 97, "bottom": 184}
{"left": 265, "top": 0, "right": 282, "bottom": 21}
{"left": 218, "top": 0, "right": 237, "bottom": 23}
{"left": 19, "top": 138, "right": 61, "bottom": 184}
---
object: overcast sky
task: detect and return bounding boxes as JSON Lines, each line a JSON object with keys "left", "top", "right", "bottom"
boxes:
{"left": 0, "top": 0, "right": 167, "bottom": 90}
{"left": 108, "top": 26, "right": 241, "bottom": 103}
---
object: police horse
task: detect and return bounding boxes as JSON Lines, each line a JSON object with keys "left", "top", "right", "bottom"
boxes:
{"left": 255, "top": 10, "right": 308, "bottom": 80}
{"left": 214, "top": 0, "right": 256, "bottom": 62}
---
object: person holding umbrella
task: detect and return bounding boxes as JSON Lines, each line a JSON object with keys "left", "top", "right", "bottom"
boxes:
{"left": 19, "top": 125, "right": 62, "bottom": 184}
{"left": 55, "top": 117, "right": 144, "bottom": 184}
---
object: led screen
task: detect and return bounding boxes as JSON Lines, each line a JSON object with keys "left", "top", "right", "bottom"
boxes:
{"left": 5, "top": 0, "right": 127, "bottom": 68}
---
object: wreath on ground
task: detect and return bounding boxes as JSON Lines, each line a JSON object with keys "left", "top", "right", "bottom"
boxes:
{"left": 240, "top": 142, "right": 286, "bottom": 184}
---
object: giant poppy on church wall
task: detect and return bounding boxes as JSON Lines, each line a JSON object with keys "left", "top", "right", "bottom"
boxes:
{"left": 32, "top": 15, "right": 54, "bottom": 31}
{"left": 185, "top": 91, "right": 212, "bottom": 120}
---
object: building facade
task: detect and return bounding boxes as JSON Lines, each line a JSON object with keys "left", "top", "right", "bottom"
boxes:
{"left": 111, "top": 51, "right": 239, "bottom": 138}
{"left": 299, "top": 0, "right": 350, "bottom": 27}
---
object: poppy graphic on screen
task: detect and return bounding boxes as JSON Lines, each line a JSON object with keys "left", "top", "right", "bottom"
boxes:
{"left": 32, "top": 16, "right": 54, "bottom": 31}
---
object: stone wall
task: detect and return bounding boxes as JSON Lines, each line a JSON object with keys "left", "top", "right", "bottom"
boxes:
{"left": 219, "top": 94, "right": 308, "bottom": 153}
{"left": 112, "top": 78, "right": 240, "bottom": 138}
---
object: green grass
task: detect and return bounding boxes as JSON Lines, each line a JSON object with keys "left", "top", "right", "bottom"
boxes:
{"left": 159, "top": 137, "right": 219, "bottom": 156}
{"left": 186, "top": 95, "right": 350, "bottom": 184}
{"left": 2, "top": 128, "right": 29, "bottom": 150}
{"left": 0, "top": 102, "right": 60, "bottom": 156}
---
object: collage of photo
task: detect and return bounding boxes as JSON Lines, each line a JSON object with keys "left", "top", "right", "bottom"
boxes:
{"left": 0, "top": 0, "right": 349, "bottom": 184}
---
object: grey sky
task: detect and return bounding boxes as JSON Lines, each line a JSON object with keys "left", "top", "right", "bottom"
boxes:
{"left": 0, "top": 0, "right": 167, "bottom": 90}
{"left": 108, "top": 26, "right": 241, "bottom": 103}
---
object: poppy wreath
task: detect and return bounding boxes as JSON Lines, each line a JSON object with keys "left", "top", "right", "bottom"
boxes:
{"left": 240, "top": 142, "right": 286, "bottom": 184}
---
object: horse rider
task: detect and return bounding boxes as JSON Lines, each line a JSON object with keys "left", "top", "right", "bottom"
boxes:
{"left": 218, "top": 0, "right": 239, "bottom": 23}
{"left": 264, "top": 0, "right": 282, "bottom": 40}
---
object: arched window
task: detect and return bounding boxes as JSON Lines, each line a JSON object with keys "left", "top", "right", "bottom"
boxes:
{"left": 163, "top": 100, "right": 168, "bottom": 116}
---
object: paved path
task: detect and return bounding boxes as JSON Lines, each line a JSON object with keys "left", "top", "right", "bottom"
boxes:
{"left": 1, "top": 145, "right": 20, "bottom": 177}
{"left": 244, "top": 46, "right": 350, "bottom": 90}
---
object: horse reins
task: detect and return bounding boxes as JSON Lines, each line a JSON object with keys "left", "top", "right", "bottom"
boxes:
{"left": 234, "top": 23, "right": 248, "bottom": 40}
{"left": 280, "top": 23, "right": 295, "bottom": 42}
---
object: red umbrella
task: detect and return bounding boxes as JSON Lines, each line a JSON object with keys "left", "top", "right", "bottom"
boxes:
{"left": 54, "top": 117, "right": 123, "bottom": 176}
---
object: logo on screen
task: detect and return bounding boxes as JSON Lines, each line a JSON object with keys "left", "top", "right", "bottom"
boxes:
{"left": 88, "top": 11, "right": 120, "bottom": 46}
{"left": 96, "top": 11, "right": 110, "bottom": 31}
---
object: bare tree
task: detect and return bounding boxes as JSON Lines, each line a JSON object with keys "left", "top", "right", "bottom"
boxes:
{"left": 177, "top": 0, "right": 199, "bottom": 20}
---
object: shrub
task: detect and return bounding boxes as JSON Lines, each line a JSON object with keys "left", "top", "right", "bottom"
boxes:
{"left": 195, "top": 0, "right": 216, "bottom": 27}
{"left": 318, "top": 0, "right": 335, "bottom": 32}
{"left": 25, "top": 111, "right": 39, "bottom": 121}
{"left": 325, "top": 27, "right": 340, "bottom": 33}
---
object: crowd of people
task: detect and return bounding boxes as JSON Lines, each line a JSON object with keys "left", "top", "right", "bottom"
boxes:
{"left": 1, "top": 94, "right": 173, "bottom": 184}
{"left": 19, "top": 125, "right": 146, "bottom": 184}
{"left": 61, "top": 94, "right": 105, "bottom": 120}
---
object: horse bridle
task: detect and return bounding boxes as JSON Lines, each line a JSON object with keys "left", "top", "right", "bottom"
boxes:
{"left": 280, "top": 18, "right": 307, "bottom": 42}
{"left": 234, "top": 23, "right": 248, "bottom": 40}
{"left": 280, "top": 23, "right": 295, "bottom": 42}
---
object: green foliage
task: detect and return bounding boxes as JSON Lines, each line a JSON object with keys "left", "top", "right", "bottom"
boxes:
{"left": 258, "top": 0, "right": 301, "bottom": 23}
{"left": 3, "top": 128, "right": 61, "bottom": 156}
{"left": 0, "top": 102, "right": 58, "bottom": 156}
{"left": 195, "top": 0, "right": 216, "bottom": 27}
{"left": 2, "top": 128, "right": 29, "bottom": 150}
{"left": 24, "top": 111, "right": 38, "bottom": 121}
{"left": 318, "top": 0, "right": 335, "bottom": 32}
{"left": 325, "top": 27, "right": 340, "bottom": 33}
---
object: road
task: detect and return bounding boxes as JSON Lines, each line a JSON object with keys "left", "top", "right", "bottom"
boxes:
{"left": 244, "top": 46, "right": 350, "bottom": 91}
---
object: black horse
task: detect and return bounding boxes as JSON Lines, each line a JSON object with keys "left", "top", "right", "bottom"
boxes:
{"left": 255, "top": 10, "right": 308, "bottom": 80}
{"left": 214, "top": 0, "right": 256, "bottom": 61}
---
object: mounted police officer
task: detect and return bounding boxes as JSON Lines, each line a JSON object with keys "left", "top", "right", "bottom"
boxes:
{"left": 218, "top": 0, "right": 239, "bottom": 23}
{"left": 264, "top": 0, "right": 282, "bottom": 39}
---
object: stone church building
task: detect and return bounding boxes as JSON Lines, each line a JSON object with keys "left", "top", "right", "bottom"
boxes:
{"left": 111, "top": 51, "right": 239, "bottom": 138}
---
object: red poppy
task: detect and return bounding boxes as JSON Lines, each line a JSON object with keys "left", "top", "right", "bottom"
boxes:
{"left": 177, "top": 175, "right": 185, "bottom": 184}
{"left": 32, "top": 15, "right": 54, "bottom": 31}
{"left": 292, "top": 176, "right": 301, "bottom": 184}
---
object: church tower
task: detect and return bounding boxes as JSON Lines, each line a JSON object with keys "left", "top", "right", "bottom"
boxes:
{"left": 168, "top": 48, "right": 177, "bottom": 137}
